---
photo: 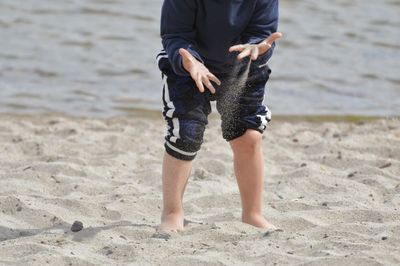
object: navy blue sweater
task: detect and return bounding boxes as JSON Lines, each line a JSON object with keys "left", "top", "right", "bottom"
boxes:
{"left": 160, "top": 0, "right": 279, "bottom": 76}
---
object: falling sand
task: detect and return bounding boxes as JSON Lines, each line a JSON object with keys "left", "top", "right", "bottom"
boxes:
{"left": 217, "top": 58, "right": 253, "bottom": 137}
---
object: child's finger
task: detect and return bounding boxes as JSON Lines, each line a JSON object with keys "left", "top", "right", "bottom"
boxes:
{"left": 258, "top": 32, "right": 283, "bottom": 54}
{"left": 229, "top": 44, "right": 245, "bottom": 52}
{"left": 207, "top": 73, "right": 221, "bottom": 86}
{"left": 237, "top": 48, "right": 252, "bottom": 60}
{"left": 258, "top": 41, "right": 272, "bottom": 54}
{"left": 203, "top": 76, "right": 216, "bottom": 94}
{"left": 266, "top": 32, "right": 283, "bottom": 45}
{"left": 250, "top": 47, "right": 259, "bottom": 61}
{"left": 195, "top": 73, "right": 205, "bottom": 93}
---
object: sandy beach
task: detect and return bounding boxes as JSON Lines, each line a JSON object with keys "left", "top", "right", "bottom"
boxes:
{"left": 0, "top": 113, "right": 399, "bottom": 265}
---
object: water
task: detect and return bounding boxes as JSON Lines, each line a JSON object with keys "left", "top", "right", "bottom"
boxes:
{"left": 0, "top": 0, "right": 399, "bottom": 117}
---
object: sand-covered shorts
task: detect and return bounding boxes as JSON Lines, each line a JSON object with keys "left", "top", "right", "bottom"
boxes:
{"left": 157, "top": 51, "right": 272, "bottom": 161}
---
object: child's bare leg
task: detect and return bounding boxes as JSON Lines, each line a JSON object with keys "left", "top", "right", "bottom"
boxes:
{"left": 229, "top": 129, "right": 276, "bottom": 229}
{"left": 159, "top": 152, "right": 192, "bottom": 232}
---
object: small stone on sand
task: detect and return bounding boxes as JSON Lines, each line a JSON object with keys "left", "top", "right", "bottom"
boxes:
{"left": 151, "top": 232, "right": 171, "bottom": 240}
{"left": 71, "top": 221, "right": 83, "bottom": 232}
{"left": 379, "top": 162, "right": 392, "bottom": 169}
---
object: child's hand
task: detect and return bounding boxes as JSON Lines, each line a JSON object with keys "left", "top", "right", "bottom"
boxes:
{"left": 179, "top": 48, "right": 221, "bottom": 94}
{"left": 229, "top": 32, "right": 283, "bottom": 61}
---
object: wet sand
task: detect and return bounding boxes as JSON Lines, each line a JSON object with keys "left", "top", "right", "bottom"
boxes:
{"left": 0, "top": 114, "right": 399, "bottom": 265}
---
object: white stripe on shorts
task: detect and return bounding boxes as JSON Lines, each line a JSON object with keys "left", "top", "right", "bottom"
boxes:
{"left": 163, "top": 74, "right": 175, "bottom": 118}
{"left": 162, "top": 72, "right": 181, "bottom": 144}
{"left": 172, "top": 118, "right": 180, "bottom": 140}
{"left": 157, "top": 55, "right": 168, "bottom": 65}
{"left": 166, "top": 141, "right": 197, "bottom": 157}
{"left": 257, "top": 113, "right": 269, "bottom": 131}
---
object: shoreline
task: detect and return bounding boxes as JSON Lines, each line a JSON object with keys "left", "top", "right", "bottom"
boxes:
{"left": 1, "top": 110, "right": 397, "bottom": 123}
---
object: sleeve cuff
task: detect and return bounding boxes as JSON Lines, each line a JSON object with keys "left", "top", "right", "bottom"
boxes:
{"left": 247, "top": 37, "right": 265, "bottom": 45}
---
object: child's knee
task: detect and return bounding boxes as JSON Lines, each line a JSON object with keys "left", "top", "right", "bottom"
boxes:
{"left": 164, "top": 119, "right": 206, "bottom": 161}
{"left": 230, "top": 129, "right": 262, "bottom": 153}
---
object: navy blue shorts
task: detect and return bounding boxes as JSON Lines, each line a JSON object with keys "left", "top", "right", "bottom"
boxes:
{"left": 157, "top": 51, "right": 272, "bottom": 161}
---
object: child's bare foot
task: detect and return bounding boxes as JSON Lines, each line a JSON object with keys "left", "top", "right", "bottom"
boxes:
{"left": 159, "top": 211, "right": 184, "bottom": 232}
{"left": 242, "top": 213, "right": 277, "bottom": 230}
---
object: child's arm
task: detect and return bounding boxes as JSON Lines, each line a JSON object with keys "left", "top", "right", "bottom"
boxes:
{"left": 161, "top": 0, "right": 221, "bottom": 93}
{"left": 229, "top": 0, "right": 282, "bottom": 61}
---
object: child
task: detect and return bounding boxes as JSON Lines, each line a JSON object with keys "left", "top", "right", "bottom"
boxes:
{"left": 156, "top": 0, "right": 282, "bottom": 232}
